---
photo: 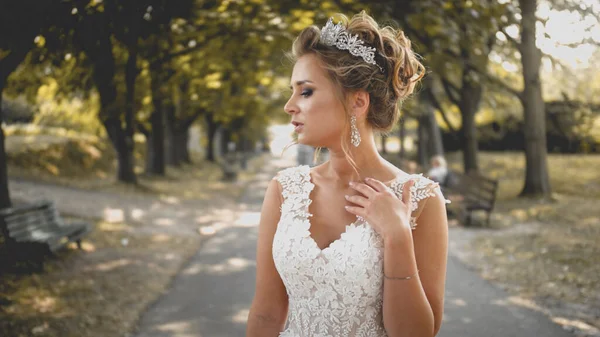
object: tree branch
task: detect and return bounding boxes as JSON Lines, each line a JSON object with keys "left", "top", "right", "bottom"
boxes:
{"left": 441, "top": 78, "right": 461, "bottom": 106}
{"left": 149, "top": 31, "right": 223, "bottom": 68}
{"left": 137, "top": 120, "right": 150, "bottom": 137}
{"left": 425, "top": 87, "right": 458, "bottom": 133}
{"left": 499, "top": 28, "right": 520, "bottom": 48}
{"left": 481, "top": 71, "right": 523, "bottom": 101}
{"left": 181, "top": 107, "right": 206, "bottom": 130}
{"left": 542, "top": 51, "right": 571, "bottom": 70}
{"left": 556, "top": 37, "right": 600, "bottom": 48}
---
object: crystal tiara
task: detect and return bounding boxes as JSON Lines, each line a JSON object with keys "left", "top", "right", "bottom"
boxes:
{"left": 319, "top": 17, "right": 384, "bottom": 72}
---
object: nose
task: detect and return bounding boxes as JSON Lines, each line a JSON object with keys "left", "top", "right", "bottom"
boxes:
{"left": 284, "top": 96, "right": 299, "bottom": 116}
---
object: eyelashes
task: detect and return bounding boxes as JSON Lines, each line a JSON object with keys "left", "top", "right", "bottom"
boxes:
{"left": 287, "top": 87, "right": 314, "bottom": 100}
{"left": 301, "top": 88, "right": 313, "bottom": 97}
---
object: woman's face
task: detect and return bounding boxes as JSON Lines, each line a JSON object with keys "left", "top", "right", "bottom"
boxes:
{"left": 284, "top": 54, "right": 347, "bottom": 148}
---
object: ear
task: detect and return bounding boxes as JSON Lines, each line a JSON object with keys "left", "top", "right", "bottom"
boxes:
{"left": 351, "top": 90, "right": 370, "bottom": 118}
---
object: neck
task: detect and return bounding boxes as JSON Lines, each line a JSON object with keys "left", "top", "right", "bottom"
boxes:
{"left": 324, "top": 133, "right": 387, "bottom": 185}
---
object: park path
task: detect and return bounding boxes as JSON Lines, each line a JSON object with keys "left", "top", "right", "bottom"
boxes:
{"left": 9, "top": 173, "right": 242, "bottom": 237}
{"left": 9, "top": 152, "right": 576, "bottom": 337}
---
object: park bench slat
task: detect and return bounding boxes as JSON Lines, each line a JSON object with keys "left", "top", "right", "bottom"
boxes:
{"left": 0, "top": 200, "right": 92, "bottom": 270}
{"left": 444, "top": 171, "right": 499, "bottom": 226}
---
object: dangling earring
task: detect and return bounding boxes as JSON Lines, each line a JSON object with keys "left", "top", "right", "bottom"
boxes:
{"left": 350, "top": 115, "right": 361, "bottom": 147}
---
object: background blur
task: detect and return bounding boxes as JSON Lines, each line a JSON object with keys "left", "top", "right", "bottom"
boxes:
{"left": 1, "top": 0, "right": 599, "bottom": 336}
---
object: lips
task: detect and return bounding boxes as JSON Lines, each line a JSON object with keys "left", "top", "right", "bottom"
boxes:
{"left": 292, "top": 121, "right": 304, "bottom": 133}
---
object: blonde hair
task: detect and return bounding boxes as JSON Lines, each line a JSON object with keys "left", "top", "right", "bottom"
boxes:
{"left": 285, "top": 11, "right": 425, "bottom": 172}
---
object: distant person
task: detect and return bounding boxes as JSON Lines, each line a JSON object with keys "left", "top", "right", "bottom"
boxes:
{"left": 427, "top": 155, "right": 448, "bottom": 185}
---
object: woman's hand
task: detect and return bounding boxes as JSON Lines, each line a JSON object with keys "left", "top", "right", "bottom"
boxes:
{"left": 344, "top": 177, "right": 414, "bottom": 242}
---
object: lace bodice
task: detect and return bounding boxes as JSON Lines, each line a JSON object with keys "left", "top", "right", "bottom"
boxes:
{"left": 272, "top": 165, "right": 441, "bottom": 337}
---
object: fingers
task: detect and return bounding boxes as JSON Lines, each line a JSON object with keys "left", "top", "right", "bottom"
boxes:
{"left": 344, "top": 205, "right": 366, "bottom": 218}
{"left": 364, "top": 177, "right": 390, "bottom": 193}
{"left": 349, "top": 181, "right": 376, "bottom": 198}
{"left": 345, "top": 194, "right": 368, "bottom": 208}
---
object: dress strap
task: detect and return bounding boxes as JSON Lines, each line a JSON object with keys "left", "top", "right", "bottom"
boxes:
{"left": 274, "top": 165, "right": 315, "bottom": 225}
{"left": 274, "top": 165, "right": 312, "bottom": 199}
{"left": 390, "top": 174, "right": 448, "bottom": 229}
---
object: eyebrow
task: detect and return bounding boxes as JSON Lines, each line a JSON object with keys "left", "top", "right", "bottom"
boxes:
{"left": 289, "top": 80, "right": 314, "bottom": 89}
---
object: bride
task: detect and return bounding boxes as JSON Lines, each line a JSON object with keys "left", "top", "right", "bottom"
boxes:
{"left": 247, "top": 11, "right": 449, "bottom": 337}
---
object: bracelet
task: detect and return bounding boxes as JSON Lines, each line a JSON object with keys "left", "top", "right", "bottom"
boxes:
{"left": 383, "top": 270, "right": 419, "bottom": 281}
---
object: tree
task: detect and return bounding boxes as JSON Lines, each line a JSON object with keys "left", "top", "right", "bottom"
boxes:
{"left": 0, "top": 0, "right": 69, "bottom": 208}
{"left": 515, "top": 0, "right": 551, "bottom": 196}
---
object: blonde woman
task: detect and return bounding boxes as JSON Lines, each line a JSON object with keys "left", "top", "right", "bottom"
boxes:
{"left": 247, "top": 12, "right": 449, "bottom": 337}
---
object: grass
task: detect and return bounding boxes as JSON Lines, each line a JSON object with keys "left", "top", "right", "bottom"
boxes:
{"left": 6, "top": 125, "right": 268, "bottom": 201}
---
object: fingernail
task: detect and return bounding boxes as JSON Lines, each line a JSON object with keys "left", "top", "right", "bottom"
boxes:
{"left": 349, "top": 181, "right": 354, "bottom": 186}
{"left": 365, "top": 177, "right": 371, "bottom": 181}
{"left": 344, "top": 195, "right": 349, "bottom": 199}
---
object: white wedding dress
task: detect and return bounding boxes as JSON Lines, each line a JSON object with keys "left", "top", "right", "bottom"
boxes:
{"left": 272, "top": 165, "right": 441, "bottom": 337}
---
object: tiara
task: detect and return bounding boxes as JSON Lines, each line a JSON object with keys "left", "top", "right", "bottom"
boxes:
{"left": 320, "top": 17, "right": 383, "bottom": 72}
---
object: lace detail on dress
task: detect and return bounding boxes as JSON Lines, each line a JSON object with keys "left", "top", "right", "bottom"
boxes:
{"left": 389, "top": 174, "right": 447, "bottom": 229}
{"left": 272, "top": 165, "right": 442, "bottom": 337}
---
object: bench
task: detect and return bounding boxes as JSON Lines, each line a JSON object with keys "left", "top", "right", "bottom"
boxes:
{"left": 443, "top": 171, "right": 499, "bottom": 226}
{"left": 0, "top": 200, "right": 92, "bottom": 270}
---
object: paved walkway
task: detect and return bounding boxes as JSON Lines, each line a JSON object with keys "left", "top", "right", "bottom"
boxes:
{"left": 131, "top": 154, "right": 575, "bottom": 337}
{"left": 9, "top": 153, "right": 577, "bottom": 337}
{"left": 9, "top": 174, "right": 242, "bottom": 237}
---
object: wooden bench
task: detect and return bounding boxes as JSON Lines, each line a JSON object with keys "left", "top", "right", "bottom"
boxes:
{"left": 443, "top": 171, "right": 499, "bottom": 226}
{"left": 0, "top": 200, "right": 92, "bottom": 269}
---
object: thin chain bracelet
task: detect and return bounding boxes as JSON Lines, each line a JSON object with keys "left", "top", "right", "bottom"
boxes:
{"left": 383, "top": 270, "right": 419, "bottom": 281}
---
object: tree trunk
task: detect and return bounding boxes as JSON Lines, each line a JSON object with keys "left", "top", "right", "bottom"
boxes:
{"left": 381, "top": 134, "right": 388, "bottom": 154}
{"left": 178, "top": 127, "right": 191, "bottom": 163}
{"left": 0, "top": 47, "right": 31, "bottom": 209}
{"left": 141, "top": 126, "right": 154, "bottom": 174}
{"left": 164, "top": 104, "right": 180, "bottom": 166}
{"left": 417, "top": 116, "right": 429, "bottom": 168}
{"left": 398, "top": 119, "right": 406, "bottom": 160}
{"left": 426, "top": 110, "right": 444, "bottom": 157}
{"left": 205, "top": 114, "right": 218, "bottom": 162}
{"left": 419, "top": 85, "right": 445, "bottom": 157}
{"left": 519, "top": 0, "right": 551, "bottom": 197}
{"left": 172, "top": 128, "right": 190, "bottom": 164}
{"left": 83, "top": 13, "right": 136, "bottom": 183}
{"left": 104, "top": 117, "right": 136, "bottom": 182}
{"left": 148, "top": 108, "right": 165, "bottom": 174}
{"left": 124, "top": 42, "right": 137, "bottom": 154}
{"left": 459, "top": 78, "right": 482, "bottom": 173}
{"left": 147, "top": 65, "right": 166, "bottom": 175}
{"left": 0, "top": 86, "right": 10, "bottom": 209}
{"left": 120, "top": 44, "right": 138, "bottom": 182}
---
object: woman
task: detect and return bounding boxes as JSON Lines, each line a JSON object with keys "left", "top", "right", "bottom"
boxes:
{"left": 247, "top": 12, "right": 449, "bottom": 337}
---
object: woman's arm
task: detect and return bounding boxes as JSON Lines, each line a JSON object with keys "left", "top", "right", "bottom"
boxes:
{"left": 246, "top": 178, "right": 289, "bottom": 336}
{"left": 382, "top": 188, "right": 449, "bottom": 337}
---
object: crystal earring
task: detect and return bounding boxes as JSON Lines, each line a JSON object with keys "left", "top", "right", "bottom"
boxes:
{"left": 350, "top": 115, "right": 361, "bottom": 147}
